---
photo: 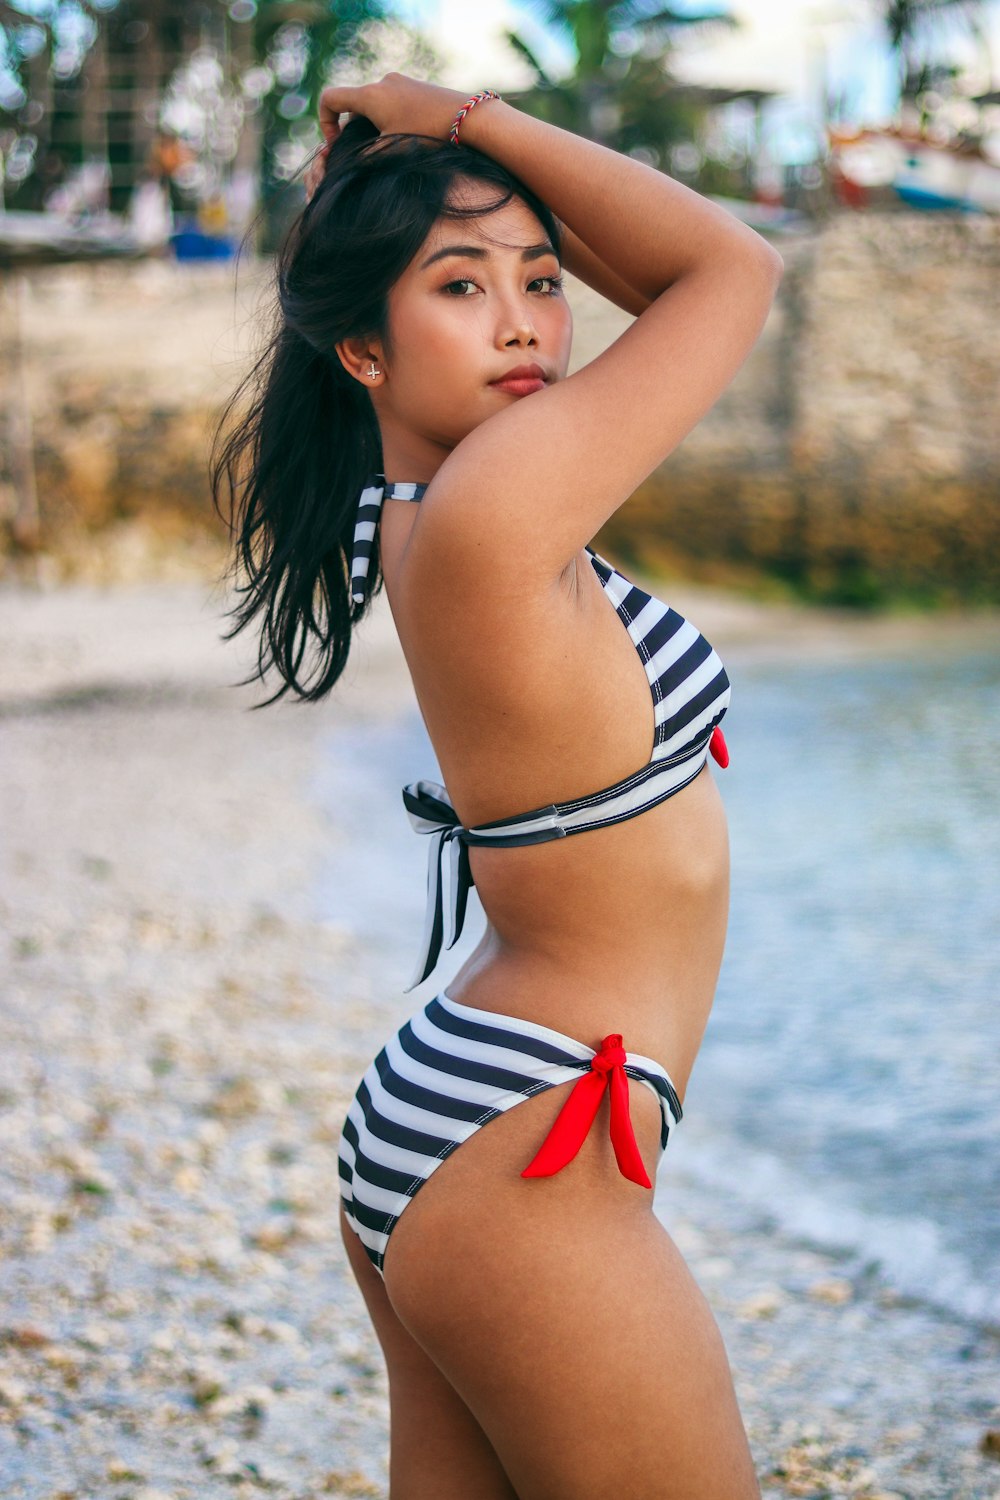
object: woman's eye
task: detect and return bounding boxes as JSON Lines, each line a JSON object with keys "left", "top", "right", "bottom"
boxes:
{"left": 441, "top": 275, "right": 564, "bottom": 297}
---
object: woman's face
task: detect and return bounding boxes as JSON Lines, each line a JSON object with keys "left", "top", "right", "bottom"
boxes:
{"left": 359, "top": 179, "right": 573, "bottom": 476}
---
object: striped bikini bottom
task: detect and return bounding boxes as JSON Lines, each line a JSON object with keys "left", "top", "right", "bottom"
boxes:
{"left": 337, "top": 989, "right": 685, "bottom": 1281}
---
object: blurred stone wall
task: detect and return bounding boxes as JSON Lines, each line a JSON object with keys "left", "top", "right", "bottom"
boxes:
{"left": 0, "top": 256, "right": 273, "bottom": 582}
{"left": 2, "top": 211, "right": 998, "bottom": 600}
{"left": 596, "top": 212, "right": 999, "bottom": 604}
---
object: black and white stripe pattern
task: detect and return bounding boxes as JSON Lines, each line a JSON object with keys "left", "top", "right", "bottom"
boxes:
{"left": 337, "top": 990, "right": 684, "bottom": 1279}
{"left": 349, "top": 476, "right": 426, "bottom": 604}
{"left": 398, "top": 546, "right": 732, "bottom": 992}
{"left": 586, "top": 547, "right": 731, "bottom": 763}
{"left": 347, "top": 476, "right": 732, "bottom": 992}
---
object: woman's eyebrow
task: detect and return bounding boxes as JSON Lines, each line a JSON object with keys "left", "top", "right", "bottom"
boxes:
{"left": 419, "top": 242, "right": 557, "bottom": 270}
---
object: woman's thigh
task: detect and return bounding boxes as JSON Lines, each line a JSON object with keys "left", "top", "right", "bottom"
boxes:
{"left": 338, "top": 1200, "right": 519, "bottom": 1499}
{"left": 380, "top": 1079, "right": 761, "bottom": 1500}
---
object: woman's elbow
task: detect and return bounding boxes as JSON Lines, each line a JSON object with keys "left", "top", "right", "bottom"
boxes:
{"left": 759, "top": 243, "right": 785, "bottom": 282}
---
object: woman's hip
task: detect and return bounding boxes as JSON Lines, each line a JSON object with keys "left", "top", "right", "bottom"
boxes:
{"left": 336, "top": 989, "right": 683, "bottom": 1283}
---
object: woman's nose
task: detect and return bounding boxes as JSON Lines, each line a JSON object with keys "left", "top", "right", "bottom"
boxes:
{"left": 503, "top": 314, "right": 537, "bottom": 346}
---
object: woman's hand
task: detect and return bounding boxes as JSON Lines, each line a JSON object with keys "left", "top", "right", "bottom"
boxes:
{"left": 304, "top": 73, "right": 478, "bottom": 199}
{"left": 318, "top": 72, "right": 471, "bottom": 146}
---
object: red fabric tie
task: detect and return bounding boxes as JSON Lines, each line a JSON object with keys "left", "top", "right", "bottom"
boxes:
{"left": 520, "top": 1034, "right": 652, "bottom": 1189}
{"left": 709, "top": 725, "right": 729, "bottom": 768}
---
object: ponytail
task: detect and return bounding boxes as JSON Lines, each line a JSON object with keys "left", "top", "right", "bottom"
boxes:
{"left": 211, "top": 312, "right": 381, "bottom": 708}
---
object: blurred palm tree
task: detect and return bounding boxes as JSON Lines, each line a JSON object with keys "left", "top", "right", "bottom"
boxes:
{"left": 879, "top": 0, "right": 993, "bottom": 119}
{"left": 502, "top": 0, "right": 740, "bottom": 166}
{"left": 245, "top": 0, "right": 436, "bottom": 248}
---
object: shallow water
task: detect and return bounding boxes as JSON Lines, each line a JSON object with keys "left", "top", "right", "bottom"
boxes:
{"left": 311, "top": 637, "right": 1000, "bottom": 1332}
{"left": 675, "top": 644, "right": 1000, "bottom": 1331}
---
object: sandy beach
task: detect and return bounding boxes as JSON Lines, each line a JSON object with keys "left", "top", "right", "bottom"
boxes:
{"left": 2, "top": 563, "right": 999, "bottom": 1500}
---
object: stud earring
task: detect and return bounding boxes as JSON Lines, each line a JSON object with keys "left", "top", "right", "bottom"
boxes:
{"left": 367, "top": 362, "right": 379, "bottom": 380}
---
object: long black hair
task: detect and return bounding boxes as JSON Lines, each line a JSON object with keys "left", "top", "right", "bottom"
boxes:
{"left": 210, "top": 116, "right": 563, "bottom": 708}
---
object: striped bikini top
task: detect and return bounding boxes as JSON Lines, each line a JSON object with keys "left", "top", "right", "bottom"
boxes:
{"left": 351, "top": 474, "right": 732, "bottom": 994}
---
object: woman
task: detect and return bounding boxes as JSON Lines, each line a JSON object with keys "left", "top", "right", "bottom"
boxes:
{"left": 212, "top": 72, "right": 782, "bottom": 1500}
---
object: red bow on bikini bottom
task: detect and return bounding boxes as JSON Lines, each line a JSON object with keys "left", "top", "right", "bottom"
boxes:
{"left": 520, "top": 1034, "right": 652, "bottom": 1190}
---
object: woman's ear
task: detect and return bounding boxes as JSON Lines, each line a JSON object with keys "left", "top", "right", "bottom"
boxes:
{"left": 334, "top": 337, "right": 386, "bottom": 388}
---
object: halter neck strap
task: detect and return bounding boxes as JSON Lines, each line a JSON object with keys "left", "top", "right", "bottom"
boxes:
{"left": 350, "top": 475, "right": 428, "bottom": 605}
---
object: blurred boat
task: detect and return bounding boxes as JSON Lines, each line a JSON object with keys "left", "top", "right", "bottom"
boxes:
{"left": 828, "top": 126, "right": 1000, "bottom": 214}
{"left": 0, "top": 208, "right": 238, "bottom": 266}
{"left": 0, "top": 209, "right": 153, "bottom": 266}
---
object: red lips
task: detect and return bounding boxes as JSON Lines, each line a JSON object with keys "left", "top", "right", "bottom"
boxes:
{"left": 490, "top": 362, "right": 547, "bottom": 384}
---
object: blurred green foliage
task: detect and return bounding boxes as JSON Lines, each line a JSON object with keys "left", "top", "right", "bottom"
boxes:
{"left": 244, "top": 1, "right": 414, "bottom": 250}
{"left": 502, "top": 0, "right": 740, "bottom": 169}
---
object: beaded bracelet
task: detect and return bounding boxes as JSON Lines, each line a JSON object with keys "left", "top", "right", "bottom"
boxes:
{"left": 449, "top": 89, "right": 503, "bottom": 147}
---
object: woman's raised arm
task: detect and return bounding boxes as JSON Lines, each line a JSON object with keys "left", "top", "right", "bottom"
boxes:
{"left": 311, "top": 75, "right": 783, "bottom": 581}
{"left": 454, "top": 95, "right": 781, "bottom": 296}
{"left": 312, "top": 75, "right": 779, "bottom": 288}
{"left": 556, "top": 221, "right": 653, "bottom": 319}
